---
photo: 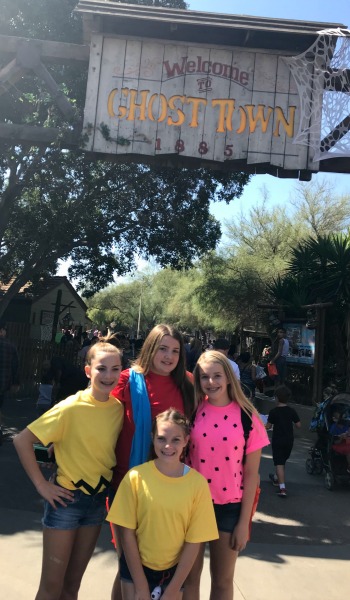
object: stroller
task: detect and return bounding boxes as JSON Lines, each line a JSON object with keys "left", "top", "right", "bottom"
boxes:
{"left": 306, "top": 391, "right": 350, "bottom": 490}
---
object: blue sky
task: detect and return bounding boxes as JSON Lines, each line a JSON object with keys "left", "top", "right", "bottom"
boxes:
{"left": 187, "top": 0, "right": 350, "bottom": 226}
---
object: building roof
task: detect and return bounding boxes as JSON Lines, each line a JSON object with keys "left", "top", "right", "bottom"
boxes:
{"left": 0, "top": 276, "right": 87, "bottom": 311}
{"left": 75, "top": 1, "right": 347, "bottom": 53}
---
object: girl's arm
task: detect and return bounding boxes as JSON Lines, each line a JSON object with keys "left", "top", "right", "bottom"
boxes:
{"left": 161, "top": 542, "right": 201, "bottom": 600}
{"left": 119, "top": 526, "right": 151, "bottom": 600}
{"left": 13, "top": 428, "right": 74, "bottom": 508}
{"left": 231, "top": 449, "right": 261, "bottom": 552}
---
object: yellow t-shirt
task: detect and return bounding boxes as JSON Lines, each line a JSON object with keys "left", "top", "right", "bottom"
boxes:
{"left": 28, "top": 390, "right": 123, "bottom": 494}
{"left": 106, "top": 461, "right": 218, "bottom": 570}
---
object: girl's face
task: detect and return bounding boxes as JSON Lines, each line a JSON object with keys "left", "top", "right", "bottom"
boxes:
{"left": 153, "top": 421, "right": 189, "bottom": 464}
{"left": 199, "top": 361, "right": 230, "bottom": 405}
{"left": 85, "top": 351, "right": 122, "bottom": 402}
{"left": 151, "top": 335, "right": 180, "bottom": 376}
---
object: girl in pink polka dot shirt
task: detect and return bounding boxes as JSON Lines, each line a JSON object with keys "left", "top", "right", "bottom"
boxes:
{"left": 185, "top": 351, "right": 269, "bottom": 600}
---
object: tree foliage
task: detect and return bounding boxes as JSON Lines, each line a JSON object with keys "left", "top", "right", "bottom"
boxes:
{"left": 0, "top": 0, "right": 250, "bottom": 317}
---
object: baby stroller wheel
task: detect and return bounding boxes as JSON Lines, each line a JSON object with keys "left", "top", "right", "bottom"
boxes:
{"left": 324, "top": 471, "right": 335, "bottom": 491}
{"left": 313, "top": 458, "right": 323, "bottom": 475}
{"left": 305, "top": 458, "right": 314, "bottom": 474}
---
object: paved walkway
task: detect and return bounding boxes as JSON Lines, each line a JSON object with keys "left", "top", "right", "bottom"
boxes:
{"left": 0, "top": 394, "right": 349, "bottom": 599}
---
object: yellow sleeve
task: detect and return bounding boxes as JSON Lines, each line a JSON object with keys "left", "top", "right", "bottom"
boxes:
{"left": 106, "top": 471, "right": 137, "bottom": 529}
{"left": 185, "top": 475, "right": 218, "bottom": 543}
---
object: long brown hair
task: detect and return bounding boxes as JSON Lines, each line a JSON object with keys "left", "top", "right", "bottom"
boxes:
{"left": 193, "top": 351, "right": 259, "bottom": 418}
{"left": 133, "top": 324, "right": 194, "bottom": 417}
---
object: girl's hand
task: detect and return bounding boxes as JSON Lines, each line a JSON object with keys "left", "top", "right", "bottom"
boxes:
{"left": 134, "top": 586, "right": 151, "bottom": 600}
{"left": 231, "top": 521, "right": 250, "bottom": 552}
{"left": 35, "top": 480, "right": 74, "bottom": 508}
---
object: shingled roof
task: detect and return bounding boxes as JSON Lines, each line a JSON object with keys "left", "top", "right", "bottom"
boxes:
{"left": 75, "top": 1, "right": 347, "bottom": 52}
{"left": 0, "top": 277, "right": 87, "bottom": 311}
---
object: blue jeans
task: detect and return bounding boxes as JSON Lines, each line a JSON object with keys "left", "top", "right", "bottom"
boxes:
{"left": 42, "top": 487, "right": 108, "bottom": 529}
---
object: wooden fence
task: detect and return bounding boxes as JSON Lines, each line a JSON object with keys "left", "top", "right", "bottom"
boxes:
{"left": 6, "top": 322, "right": 82, "bottom": 398}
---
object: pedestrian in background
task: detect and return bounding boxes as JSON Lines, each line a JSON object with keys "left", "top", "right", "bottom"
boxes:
{"left": 266, "top": 385, "right": 301, "bottom": 497}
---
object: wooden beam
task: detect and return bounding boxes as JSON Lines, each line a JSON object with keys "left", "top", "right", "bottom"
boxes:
{"left": 0, "top": 35, "right": 89, "bottom": 63}
{"left": 0, "top": 123, "right": 80, "bottom": 147}
{"left": 0, "top": 58, "right": 24, "bottom": 96}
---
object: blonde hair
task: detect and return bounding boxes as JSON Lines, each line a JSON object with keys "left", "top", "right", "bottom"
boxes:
{"left": 193, "top": 350, "right": 259, "bottom": 418}
{"left": 85, "top": 334, "right": 123, "bottom": 365}
{"left": 133, "top": 324, "right": 194, "bottom": 417}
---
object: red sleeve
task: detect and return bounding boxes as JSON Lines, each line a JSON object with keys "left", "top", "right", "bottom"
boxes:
{"left": 111, "top": 368, "right": 130, "bottom": 402}
{"left": 186, "top": 370, "right": 194, "bottom": 383}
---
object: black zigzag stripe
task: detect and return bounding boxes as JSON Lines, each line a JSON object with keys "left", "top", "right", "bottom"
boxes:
{"left": 72, "top": 475, "right": 111, "bottom": 496}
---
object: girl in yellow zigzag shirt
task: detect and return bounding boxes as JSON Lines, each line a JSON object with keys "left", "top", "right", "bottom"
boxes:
{"left": 14, "top": 336, "right": 124, "bottom": 600}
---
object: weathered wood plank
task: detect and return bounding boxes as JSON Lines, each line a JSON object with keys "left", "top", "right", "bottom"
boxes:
{"left": 0, "top": 35, "right": 89, "bottom": 63}
{"left": 0, "top": 123, "right": 80, "bottom": 146}
{"left": 83, "top": 34, "right": 104, "bottom": 152}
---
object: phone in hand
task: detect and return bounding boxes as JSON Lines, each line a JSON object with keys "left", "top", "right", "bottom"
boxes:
{"left": 33, "top": 444, "right": 56, "bottom": 463}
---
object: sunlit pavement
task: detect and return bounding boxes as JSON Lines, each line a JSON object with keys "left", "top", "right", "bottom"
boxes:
{"left": 1, "top": 394, "right": 349, "bottom": 599}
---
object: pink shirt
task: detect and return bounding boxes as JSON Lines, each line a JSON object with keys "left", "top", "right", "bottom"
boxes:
{"left": 188, "top": 400, "right": 269, "bottom": 504}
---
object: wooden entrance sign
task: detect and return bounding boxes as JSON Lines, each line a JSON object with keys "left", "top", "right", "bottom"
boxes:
{"left": 77, "top": 1, "right": 349, "bottom": 179}
{"left": 84, "top": 36, "right": 303, "bottom": 171}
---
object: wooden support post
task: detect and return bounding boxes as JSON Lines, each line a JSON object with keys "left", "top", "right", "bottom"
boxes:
{"left": 51, "top": 289, "right": 62, "bottom": 342}
{"left": 312, "top": 307, "right": 326, "bottom": 405}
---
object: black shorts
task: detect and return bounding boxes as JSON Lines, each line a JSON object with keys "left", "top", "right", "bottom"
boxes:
{"left": 119, "top": 553, "right": 184, "bottom": 592}
{"left": 213, "top": 502, "right": 241, "bottom": 533}
{"left": 272, "top": 442, "right": 293, "bottom": 465}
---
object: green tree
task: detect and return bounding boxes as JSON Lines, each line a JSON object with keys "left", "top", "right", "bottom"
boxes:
{"left": 269, "top": 234, "right": 350, "bottom": 388}
{"left": 0, "top": 0, "right": 250, "bottom": 317}
{"left": 292, "top": 179, "right": 350, "bottom": 237}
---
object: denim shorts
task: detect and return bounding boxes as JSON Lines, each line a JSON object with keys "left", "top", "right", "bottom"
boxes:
{"left": 119, "top": 553, "right": 184, "bottom": 592}
{"left": 213, "top": 502, "right": 241, "bottom": 533}
{"left": 42, "top": 487, "right": 108, "bottom": 530}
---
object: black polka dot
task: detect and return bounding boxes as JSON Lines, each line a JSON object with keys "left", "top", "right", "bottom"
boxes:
{"left": 224, "top": 415, "right": 228, "bottom": 420}
{"left": 240, "top": 485, "right": 244, "bottom": 490}
{"left": 211, "top": 447, "right": 215, "bottom": 451}
{"left": 233, "top": 423, "right": 237, "bottom": 428}
{"left": 215, "top": 467, "right": 219, "bottom": 471}
{"left": 200, "top": 459, "right": 205, "bottom": 463}
{"left": 225, "top": 456, "right": 230, "bottom": 461}
{"left": 207, "top": 479, "right": 211, "bottom": 483}
{"left": 223, "top": 487, "right": 227, "bottom": 491}
{"left": 214, "top": 424, "right": 218, "bottom": 428}
{"left": 234, "top": 446, "right": 238, "bottom": 450}
{"left": 203, "top": 433, "right": 207, "bottom": 437}
{"left": 223, "top": 437, "right": 227, "bottom": 441}
{"left": 202, "top": 412, "right": 206, "bottom": 417}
